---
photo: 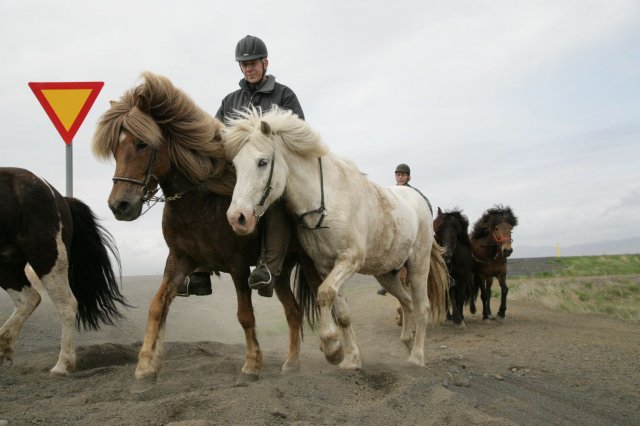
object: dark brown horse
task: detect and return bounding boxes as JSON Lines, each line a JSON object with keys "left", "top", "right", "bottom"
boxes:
{"left": 92, "top": 72, "right": 319, "bottom": 390}
{"left": 434, "top": 207, "right": 473, "bottom": 328}
{"left": 470, "top": 205, "right": 518, "bottom": 323}
{"left": 0, "top": 167, "right": 127, "bottom": 376}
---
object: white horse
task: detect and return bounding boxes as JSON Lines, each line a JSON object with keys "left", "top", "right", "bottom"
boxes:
{"left": 225, "top": 107, "right": 448, "bottom": 368}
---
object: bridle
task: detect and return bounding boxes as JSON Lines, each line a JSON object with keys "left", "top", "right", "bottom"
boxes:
{"left": 111, "top": 149, "right": 188, "bottom": 215}
{"left": 253, "top": 154, "right": 328, "bottom": 230}
{"left": 253, "top": 152, "right": 275, "bottom": 219}
{"left": 472, "top": 227, "right": 513, "bottom": 263}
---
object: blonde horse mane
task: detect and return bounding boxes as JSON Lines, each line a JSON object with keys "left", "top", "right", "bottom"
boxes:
{"left": 92, "top": 71, "right": 235, "bottom": 195}
{"left": 224, "top": 106, "right": 329, "bottom": 160}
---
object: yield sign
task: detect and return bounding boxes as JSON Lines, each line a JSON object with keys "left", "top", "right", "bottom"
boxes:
{"left": 28, "top": 81, "right": 104, "bottom": 145}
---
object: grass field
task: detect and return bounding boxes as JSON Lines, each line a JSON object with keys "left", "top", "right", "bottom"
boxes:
{"left": 506, "top": 255, "right": 640, "bottom": 321}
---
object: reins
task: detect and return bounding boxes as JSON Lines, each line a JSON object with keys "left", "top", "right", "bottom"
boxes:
{"left": 253, "top": 153, "right": 275, "bottom": 218}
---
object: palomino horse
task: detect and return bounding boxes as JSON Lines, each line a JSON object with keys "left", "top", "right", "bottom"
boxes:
{"left": 0, "top": 167, "right": 127, "bottom": 376}
{"left": 92, "top": 72, "right": 318, "bottom": 389}
{"left": 434, "top": 207, "right": 473, "bottom": 328}
{"left": 225, "top": 107, "right": 448, "bottom": 368}
{"left": 470, "top": 205, "right": 518, "bottom": 323}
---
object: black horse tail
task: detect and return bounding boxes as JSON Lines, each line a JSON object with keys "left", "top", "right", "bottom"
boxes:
{"left": 293, "top": 262, "right": 320, "bottom": 336}
{"left": 65, "top": 197, "right": 129, "bottom": 331}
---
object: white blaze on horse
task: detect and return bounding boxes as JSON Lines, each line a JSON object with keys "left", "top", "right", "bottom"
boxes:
{"left": 225, "top": 107, "right": 448, "bottom": 368}
{"left": 0, "top": 167, "right": 128, "bottom": 376}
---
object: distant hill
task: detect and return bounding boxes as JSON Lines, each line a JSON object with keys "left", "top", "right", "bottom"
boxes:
{"left": 512, "top": 237, "right": 640, "bottom": 259}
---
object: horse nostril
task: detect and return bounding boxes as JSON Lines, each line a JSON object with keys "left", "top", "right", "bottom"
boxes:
{"left": 117, "top": 201, "right": 130, "bottom": 215}
{"left": 238, "top": 213, "right": 246, "bottom": 226}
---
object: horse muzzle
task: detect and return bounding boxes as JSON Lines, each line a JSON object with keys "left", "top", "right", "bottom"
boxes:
{"left": 108, "top": 195, "right": 144, "bottom": 221}
{"left": 227, "top": 207, "right": 258, "bottom": 235}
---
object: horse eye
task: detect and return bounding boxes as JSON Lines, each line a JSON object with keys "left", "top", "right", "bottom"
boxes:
{"left": 258, "top": 158, "right": 268, "bottom": 168}
{"left": 135, "top": 142, "right": 148, "bottom": 151}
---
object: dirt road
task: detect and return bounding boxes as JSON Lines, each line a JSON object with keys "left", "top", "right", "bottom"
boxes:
{"left": 1, "top": 274, "right": 639, "bottom": 425}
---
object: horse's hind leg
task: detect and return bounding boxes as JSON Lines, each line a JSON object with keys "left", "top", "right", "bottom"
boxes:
{"left": 375, "top": 272, "right": 414, "bottom": 349}
{"left": 38, "top": 260, "right": 79, "bottom": 376}
{"left": 0, "top": 267, "right": 41, "bottom": 368}
{"left": 406, "top": 266, "right": 429, "bottom": 367}
{"left": 273, "top": 262, "right": 302, "bottom": 374}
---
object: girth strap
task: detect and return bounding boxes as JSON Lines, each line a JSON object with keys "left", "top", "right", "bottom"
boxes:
{"left": 297, "top": 157, "right": 329, "bottom": 230}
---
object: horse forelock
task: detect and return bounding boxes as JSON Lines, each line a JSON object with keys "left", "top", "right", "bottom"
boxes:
{"left": 471, "top": 204, "right": 518, "bottom": 239}
{"left": 436, "top": 209, "right": 471, "bottom": 245}
{"left": 93, "top": 72, "right": 228, "bottom": 185}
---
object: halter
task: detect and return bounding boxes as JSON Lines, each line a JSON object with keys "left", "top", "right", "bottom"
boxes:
{"left": 493, "top": 230, "right": 513, "bottom": 246}
{"left": 297, "top": 157, "right": 328, "bottom": 230}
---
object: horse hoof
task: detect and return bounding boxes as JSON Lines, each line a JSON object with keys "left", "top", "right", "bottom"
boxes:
{"left": 456, "top": 321, "right": 466, "bottom": 330}
{"left": 281, "top": 360, "right": 300, "bottom": 374}
{"left": 235, "top": 373, "right": 259, "bottom": 387}
{"left": 131, "top": 375, "right": 157, "bottom": 394}
{"left": 322, "top": 344, "right": 344, "bottom": 365}
{"left": 495, "top": 315, "right": 505, "bottom": 324}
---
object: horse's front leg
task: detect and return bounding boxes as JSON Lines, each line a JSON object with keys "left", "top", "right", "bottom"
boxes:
{"left": 480, "top": 277, "right": 494, "bottom": 321}
{"left": 230, "top": 267, "right": 262, "bottom": 381}
{"left": 134, "top": 252, "right": 190, "bottom": 390}
{"left": 496, "top": 273, "right": 508, "bottom": 323}
{"left": 317, "top": 255, "right": 360, "bottom": 366}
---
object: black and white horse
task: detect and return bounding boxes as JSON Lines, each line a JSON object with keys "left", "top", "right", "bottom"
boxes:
{"left": 0, "top": 167, "right": 128, "bottom": 376}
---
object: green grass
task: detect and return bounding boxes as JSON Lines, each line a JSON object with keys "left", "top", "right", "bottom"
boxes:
{"left": 509, "top": 275, "right": 640, "bottom": 322}
{"left": 533, "top": 254, "right": 640, "bottom": 278}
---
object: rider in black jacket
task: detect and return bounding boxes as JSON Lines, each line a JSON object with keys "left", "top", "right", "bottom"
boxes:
{"left": 178, "top": 35, "right": 305, "bottom": 298}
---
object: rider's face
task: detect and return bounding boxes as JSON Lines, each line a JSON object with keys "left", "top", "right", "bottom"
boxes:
{"left": 395, "top": 172, "right": 409, "bottom": 186}
{"left": 240, "top": 59, "right": 268, "bottom": 84}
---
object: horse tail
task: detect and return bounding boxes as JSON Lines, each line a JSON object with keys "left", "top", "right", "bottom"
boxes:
{"left": 293, "top": 263, "right": 320, "bottom": 335}
{"left": 65, "top": 197, "right": 129, "bottom": 331}
{"left": 427, "top": 240, "right": 448, "bottom": 322}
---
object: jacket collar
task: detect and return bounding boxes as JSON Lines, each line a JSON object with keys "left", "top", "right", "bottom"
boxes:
{"left": 239, "top": 74, "right": 276, "bottom": 94}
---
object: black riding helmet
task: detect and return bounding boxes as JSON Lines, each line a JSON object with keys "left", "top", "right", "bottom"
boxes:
{"left": 235, "top": 35, "right": 268, "bottom": 61}
{"left": 395, "top": 163, "right": 411, "bottom": 174}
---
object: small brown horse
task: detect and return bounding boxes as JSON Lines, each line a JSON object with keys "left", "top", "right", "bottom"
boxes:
{"left": 434, "top": 207, "right": 473, "bottom": 328}
{"left": 470, "top": 205, "right": 518, "bottom": 323}
{"left": 0, "top": 167, "right": 128, "bottom": 376}
{"left": 92, "top": 72, "right": 319, "bottom": 390}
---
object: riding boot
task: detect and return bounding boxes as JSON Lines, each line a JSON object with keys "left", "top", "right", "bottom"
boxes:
{"left": 176, "top": 271, "right": 212, "bottom": 297}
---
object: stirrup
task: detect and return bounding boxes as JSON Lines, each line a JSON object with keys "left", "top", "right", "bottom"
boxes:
{"left": 248, "top": 261, "right": 272, "bottom": 290}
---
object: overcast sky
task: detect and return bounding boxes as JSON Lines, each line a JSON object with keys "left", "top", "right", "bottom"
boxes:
{"left": 2, "top": 0, "right": 639, "bottom": 275}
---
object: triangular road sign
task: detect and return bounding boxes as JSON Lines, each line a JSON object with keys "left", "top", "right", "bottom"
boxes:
{"left": 29, "top": 81, "right": 104, "bottom": 145}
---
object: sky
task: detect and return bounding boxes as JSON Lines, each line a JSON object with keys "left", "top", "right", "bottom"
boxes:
{"left": 1, "top": 0, "right": 639, "bottom": 276}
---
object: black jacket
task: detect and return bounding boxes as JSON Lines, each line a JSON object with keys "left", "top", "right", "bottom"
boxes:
{"left": 216, "top": 75, "right": 304, "bottom": 122}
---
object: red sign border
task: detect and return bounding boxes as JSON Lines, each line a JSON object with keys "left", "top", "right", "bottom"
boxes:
{"left": 28, "top": 81, "right": 104, "bottom": 145}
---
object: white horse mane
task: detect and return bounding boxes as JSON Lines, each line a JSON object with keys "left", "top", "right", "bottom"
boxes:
{"left": 223, "top": 106, "right": 329, "bottom": 159}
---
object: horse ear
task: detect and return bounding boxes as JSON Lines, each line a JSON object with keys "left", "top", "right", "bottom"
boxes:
{"left": 437, "top": 207, "right": 442, "bottom": 215}
{"left": 260, "top": 121, "right": 271, "bottom": 135}
{"left": 109, "top": 100, "right": 116, "bottom": 107}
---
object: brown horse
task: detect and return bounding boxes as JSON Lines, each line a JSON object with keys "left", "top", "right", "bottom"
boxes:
{"left": 0, "top": 167, "right": 128, "bottom": 376}
{"left": 470, "top": 205, "right": 518, "bottom": 323}
{"left": 434, "top": 207, "right": 473, "bottom": 328}
{"left": 92, "top": 72, "right": 319, "bottom": 390}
